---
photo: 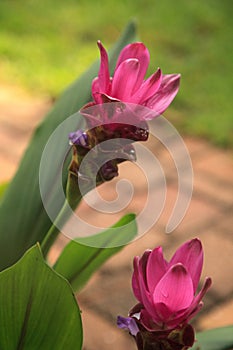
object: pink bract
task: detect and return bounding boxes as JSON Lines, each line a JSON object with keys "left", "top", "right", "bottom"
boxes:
{"left": 131, "top": 238, "right": 212, "bottom": 330}
{"left": 92, "top": 41, "right": 180, "bottom": 116}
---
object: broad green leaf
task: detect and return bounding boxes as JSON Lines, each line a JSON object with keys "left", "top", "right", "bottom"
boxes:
{"left": 191, "top": 326, "right": 233, "bottom": 350}
{"left": 0, "top": 22, "right": 137, "bottom": 271}
{"left": 54, "top": 214, "right": 137, "bottom": 291}
{"left": 0, "top": 244, "right": 82, "bottom": 350}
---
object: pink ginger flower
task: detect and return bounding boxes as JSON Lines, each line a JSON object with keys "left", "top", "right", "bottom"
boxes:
{"left": 131, "top": 238, "right": 212, "bottom": 331}
{"left": 91, "top": 41, "right": 180, "bottom": 115}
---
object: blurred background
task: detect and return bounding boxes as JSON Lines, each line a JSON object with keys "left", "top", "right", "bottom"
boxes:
{"left": 0, "top": 1, "right": 233, "bottom": 349}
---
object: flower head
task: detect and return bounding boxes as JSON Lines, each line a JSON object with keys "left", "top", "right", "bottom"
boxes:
{"left": 92, "top": 41, "right": 180, "bottom": 115}
{"left": 131, "top": 238, "right": 212, "bottom": 331}
{"left": 68, "top": 41, "right": 181, "bottom": 195}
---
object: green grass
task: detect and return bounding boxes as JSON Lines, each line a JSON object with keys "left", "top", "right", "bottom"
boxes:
{"left": 0, "top": 0, "right": 232, "bottom": 147}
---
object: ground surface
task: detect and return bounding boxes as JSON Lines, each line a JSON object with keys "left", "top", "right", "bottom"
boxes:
{"left": 0, "top": 86, "right": 233, "bottom": 349}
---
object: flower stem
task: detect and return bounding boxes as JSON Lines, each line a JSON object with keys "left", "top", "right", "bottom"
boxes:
{"left": 40, "top": 200, "right": 71, "bottom": 257}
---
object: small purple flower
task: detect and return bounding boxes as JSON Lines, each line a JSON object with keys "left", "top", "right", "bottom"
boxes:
{"left": 117, "top": 316, "right": 139, "bottom": 336}
{"left": 69, "top": 130, "right": 88, "bottom": 147}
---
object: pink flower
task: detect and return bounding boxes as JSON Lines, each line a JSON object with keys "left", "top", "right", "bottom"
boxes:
{"left": 131, "top": 238, "right": 212, "bottom": 331}
{"left": 92, "top": 41, "right": 180, "bottom": 115}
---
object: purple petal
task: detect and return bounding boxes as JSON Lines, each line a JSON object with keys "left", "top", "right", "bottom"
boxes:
{"left": 153, "top": 263, "right": 194, "bottom": 312}
{"left": 111, "top": 59, "right": 140, "bottom": 100}
{"left": 69, "top": 129, "right": 88, "bottom": 147}
{"left": 146, "top": 246, "right": 168, "bottom": 294}
{"left": 169, "top": 238, "right": 203, "bottom": 292}
{"left": 117, "top": 316, "right": 139, "bottom": 336}
{"left": 145, "top": 74, "right": 180, "bottom": 115}
{"left": 115, "top": 42, "right": 150, "bottom": 91}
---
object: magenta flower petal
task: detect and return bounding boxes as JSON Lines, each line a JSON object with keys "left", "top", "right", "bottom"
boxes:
{"left": 89, "top": 41, "right": 180, "bottom": 122}
{"left": 146, "top": 246, "right": 168, "bottom": 294}
{"left": 97, "top": 40, "right": 111, "bottom": 93}
{"left": 132, "top": 256, "right": 143, "bottom": 303}
{"left": 129, "top": 239, "right": 211, "bottom": 332}
{"left": 132, "top": 253, "right": 152, "bottom": 307}
{"left": 115, "top": 42, "right": 150, "bottom": 90}
{"left": 177, "top": 277, "right": 212, "bottom": 325}
{"left": 145, "top": 74, "right": 180, "bottom": 115}
{"left": 139, "top": 250, "right": 151, "bottom": 287}
{"left": 153, "top": 263, "right": 194, "bottom": 312}
{"left": 169, "top": 238, "right": 203, "bottom": 291}
{"left": 140, "top": 308, "right": 162, "bottom": 330}
{"left": 111, "top": 59, "right": 140, "bottom": 100}
{"left": 189, "top": 277, "right": 212, "bottom": 313}
{"left": 131, "top": 68, "right": 162, "bottom": 104}
{"left": 92, "top": 77, "right": 102, "bottom": 104}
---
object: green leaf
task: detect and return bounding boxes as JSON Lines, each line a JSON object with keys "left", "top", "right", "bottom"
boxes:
{"left": 0, "top": 182, "right": 8, "bottom": 202}
{"left": 0, "top": 22, "right": 137, "bottom": 271}
{"left": 54, "top": 213, "right": 137, "bottom": 292}
{"left": 0, "top": 244, "right": 82, "bottom": 350}
{"left": 191, "top": 326, "right": 233, "bottom": 350}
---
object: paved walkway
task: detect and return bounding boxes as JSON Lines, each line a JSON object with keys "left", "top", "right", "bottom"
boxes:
{"left": 0, "top": 86, "right": 233, "bottom": 349}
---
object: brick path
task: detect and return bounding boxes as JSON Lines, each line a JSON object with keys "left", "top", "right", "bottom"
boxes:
{"left": 0, "top": 86, "right": 233, "bottom": 349}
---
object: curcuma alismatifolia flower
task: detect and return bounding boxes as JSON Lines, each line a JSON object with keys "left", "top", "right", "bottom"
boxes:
{"left": 91, "top": 41, "right": 180, "bottom": 115}
{"left": 68, "top": 41, "right": 180, "bottom": 196}
{"left": 118, "top": 238, "right": 212, "bottom": 350}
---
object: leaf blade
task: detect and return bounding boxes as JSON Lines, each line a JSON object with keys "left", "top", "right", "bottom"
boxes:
{"left": 191, "top": 326, "right": 233, "bottom": 350}
{"left": 54, "top": 213, "right": 137, "bottom": 291}
{"left": 0, "top": 244, "right": 83, "bottom": 350}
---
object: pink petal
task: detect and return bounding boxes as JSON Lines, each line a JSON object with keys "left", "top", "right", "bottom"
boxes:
{"left": 132, "top": 252, "right": 152, "bottom": 305}
{"left": 97, "top": 41, "right": 111, "bottom": 93}
{"left": 169, "top": 238, "right": 203, "bottom": 292}
{"left": 152, "top": 302, "right": 172, "bottom": 323}
{"left": 131, "top": 68, "right": 162, "bottom": 103}
{"left": 146, "top": 246, "right": 168, "bottom": 294}
{"left": 115, "top": 42, "right": 150, "bottom": 91}
{"left": 132, "top": 256, "right": 143, "bottom": 303}
{"left": 145, "top": 74, "right": 180, "bottom": 115}
{"left": 153, "top": 263, "right": 194, "bottom": 312}
{"left": 92, "top": 77, "right": 102, "bottom": 104}
{"left": 139, "top": 249, "right": 151, "bottom": 287}
{"left": 140, "top": 308, "right": 163, "bottom": 330}
{"left": 178, "top": 277, "right": 212, "bottom": 324}
{"left": 162, "top": 278, "right": 211, "bottom": 328}
{"left": 132, "top": 252, "right": 156, "bottom": 313}
{"left": 189, "top": 277, "right": 212, "bottom": 312}
{"left": 111, "top": 59, "right": 140, "bottom": 100}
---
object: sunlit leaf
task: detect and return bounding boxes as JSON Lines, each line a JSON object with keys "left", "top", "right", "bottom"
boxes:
{"left": 0, "top": 182, "right": 8, "bottom": 202}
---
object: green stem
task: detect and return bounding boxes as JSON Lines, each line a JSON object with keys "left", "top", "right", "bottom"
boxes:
{"left": 41, "top": 200, "right": 71, "bottom": 257}
{"left": 41, "top": 159, "right": 83, "bottom": 257}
